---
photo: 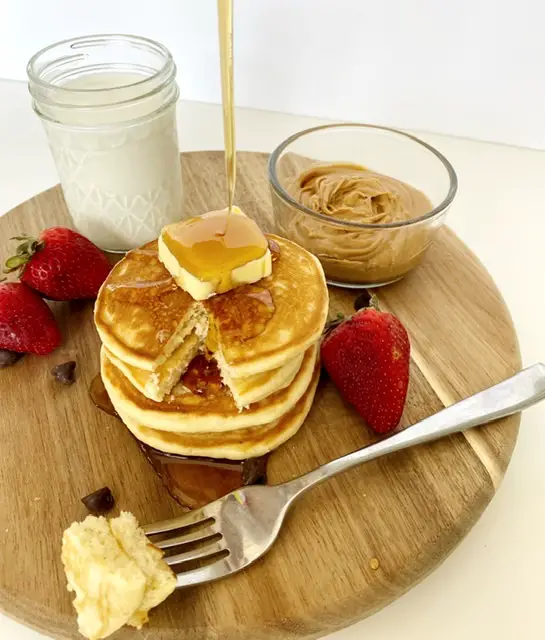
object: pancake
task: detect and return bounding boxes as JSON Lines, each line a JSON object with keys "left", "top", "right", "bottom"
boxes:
{"left": 101, "top": 343, "right": 319, "bottom": 433}
{"left": 95, "top": 236, "right": 328, "bottom": 379}
{"left": 104, "top": 332, "right": 201, "bottom": 402}
{"left": 94, "top": 243, "right": 208, "bottom": 372}
{"left": 205, "top": 234, "right": 328, "bottom": 378}
{"left": 119, "top": 362, "right": 320, "bottom": 459}
{"left": 223, "top": 351, "right": 304, "bottom": 409}
{"left": 105, "top": 338, "right": 304, "bottom": 408}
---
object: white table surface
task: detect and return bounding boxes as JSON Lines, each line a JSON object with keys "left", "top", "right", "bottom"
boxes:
{"left": 0, "top": 78, "right": 544, "bottom": 640}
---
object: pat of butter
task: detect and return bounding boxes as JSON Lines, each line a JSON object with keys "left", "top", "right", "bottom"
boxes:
{"left": 158, "top": 207, "right": 272, "bottom": 301}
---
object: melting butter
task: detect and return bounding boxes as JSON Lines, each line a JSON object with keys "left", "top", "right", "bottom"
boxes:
{"left": 158, "top": 207, "right": 272, "bottom": 300}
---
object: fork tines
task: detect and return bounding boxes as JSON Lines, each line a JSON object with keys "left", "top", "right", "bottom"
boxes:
{"left": 143, "top": 508, "right": 230, "bottom": 586}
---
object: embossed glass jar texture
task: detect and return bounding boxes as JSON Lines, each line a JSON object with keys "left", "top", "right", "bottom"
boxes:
{"left": 27, "top": 35, "right": 183, "bottom": 252}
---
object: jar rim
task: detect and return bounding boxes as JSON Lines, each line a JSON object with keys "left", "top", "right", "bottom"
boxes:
{"left": 30, "top": 82, "right": 179, "bottom": 130}
{"left": 27, "top": 33, "right": 175, "bottom": 95}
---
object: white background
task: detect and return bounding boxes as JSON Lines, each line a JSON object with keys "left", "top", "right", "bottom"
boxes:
{"left": 1, "top": 0, "right": 545, "bottom": 149}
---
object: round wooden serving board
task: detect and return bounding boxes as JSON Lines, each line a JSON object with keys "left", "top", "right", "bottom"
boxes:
{"left": 0, "top": 152, "right": 521, "bottom": 640}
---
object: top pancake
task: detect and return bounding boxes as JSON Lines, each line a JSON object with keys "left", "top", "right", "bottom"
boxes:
{"left": 205, "top": 235, "right": 328, "bottom": 377}
{"left": 94, "top": 244, "right": 203, "bottom": 371}
{"left": 95, "top": 235, "right": 328, "bottom": 377}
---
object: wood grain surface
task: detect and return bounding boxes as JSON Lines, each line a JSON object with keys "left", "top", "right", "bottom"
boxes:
{"left": 0, "top": 151, "right": 521, "bottom": 639}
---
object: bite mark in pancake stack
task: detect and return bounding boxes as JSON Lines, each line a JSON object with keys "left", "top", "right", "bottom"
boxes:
{"left": 94, "top": 233, "right": 328, "bottom": 460}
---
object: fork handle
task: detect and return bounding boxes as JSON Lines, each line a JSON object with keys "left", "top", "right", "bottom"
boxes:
{"left": 283, "top": 363, "right": 545, "bottom": 502}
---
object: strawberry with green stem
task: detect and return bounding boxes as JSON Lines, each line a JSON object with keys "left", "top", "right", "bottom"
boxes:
{"left": 4, "top": 227, "right": 111, "bottom": 301}
{"left": 321, "top": 295, "right": 410, "bottom": 434}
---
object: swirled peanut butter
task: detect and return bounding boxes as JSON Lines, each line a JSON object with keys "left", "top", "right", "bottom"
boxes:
{"left": 284, "top": 163, "right": 433, "bottom": 284}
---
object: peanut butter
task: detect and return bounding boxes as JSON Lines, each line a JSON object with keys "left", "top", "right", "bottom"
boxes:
{"left": 285, "top": 163, "right": 434, "bottom": 285}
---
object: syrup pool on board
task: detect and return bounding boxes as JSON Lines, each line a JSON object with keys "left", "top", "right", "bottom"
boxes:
{"left": 89, "top": 373, "right": 268, "bottom": 510}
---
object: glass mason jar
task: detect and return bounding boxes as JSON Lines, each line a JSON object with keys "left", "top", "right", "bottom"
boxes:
{"left": 27, "top": 34, "right": 183, "bottom": 252}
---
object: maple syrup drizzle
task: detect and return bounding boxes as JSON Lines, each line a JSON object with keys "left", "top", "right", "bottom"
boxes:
{"left": 161, "top": 211, "right": 268, "bottom": 293}
{"left": 89, "top": 374, "right": 268, "bottom": 510}
{"left": 89, "top": 374, "right": 119, "bottom": 418}
{"left": 204, "top": 284, "right": 275, "bottom": 342}
{"left": 218, "top": 0, "right": 236, "bottom": 217}
{"left": 199, "top": 240, "right": 280, "bottom": 344}
{"left": 140, "top": 445, "right": 268, "bottom": 512}
{"left": 163, "top": 0, "right": 272, "bottom": 300}
{"left": 181, "top": 355, "right": 223, "bottom": 396}
{"left": 244, "top": 288, "right": 275, "bottom": 311}
{"left": 268, "top": 238, "right": 281, "bottom": 261}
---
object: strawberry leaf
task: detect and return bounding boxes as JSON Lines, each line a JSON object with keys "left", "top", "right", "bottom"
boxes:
{"left": 16, "top": 240, "right": 34, "bottom": 255}
{"left": 4, "top": 254, "right": 28, "bottom": 272}
{"left": 323, "top": 312, "right": 346, "bottom": 336}
{"left": 4, "top": 235, "right": 42, "bottom": 275}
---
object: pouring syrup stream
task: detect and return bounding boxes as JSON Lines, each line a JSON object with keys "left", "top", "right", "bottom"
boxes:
{"left": 218, "top": 0, "right": 236, "bottom": 225}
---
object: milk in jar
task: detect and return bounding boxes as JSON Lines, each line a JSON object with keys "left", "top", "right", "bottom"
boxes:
{"left": 27, "top": 35, "right": 183, "bottom": 252}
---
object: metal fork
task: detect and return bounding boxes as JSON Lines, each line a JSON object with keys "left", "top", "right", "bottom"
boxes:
{"left": 144, "top": 363, "right": 545, "bottom": 588}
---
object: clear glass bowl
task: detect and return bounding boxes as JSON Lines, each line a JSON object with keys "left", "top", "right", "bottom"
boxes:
{"left": 268, "top": 124, "right": 457, "bottom": 288}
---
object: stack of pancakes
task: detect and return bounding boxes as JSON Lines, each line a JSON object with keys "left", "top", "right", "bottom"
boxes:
{"left": 94, "top": 235, "right": 328, "bottom": 460}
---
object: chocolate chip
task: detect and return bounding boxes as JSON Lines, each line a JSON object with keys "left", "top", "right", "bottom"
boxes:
{"left": 51, "top": 360, "right": 76, "bottom": 385}
{"left": 0, "top": 349, "right": 24, "bottom": 368}
{"left": 81, "top": 486, "right": 115, "bottom": 516}
{"left": 354, "top": 290, "right": 372, "bottom": 311}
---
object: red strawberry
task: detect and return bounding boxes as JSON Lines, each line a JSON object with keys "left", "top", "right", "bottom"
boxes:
{"left": 321, "top": 304, "right": 410, "bottom": 434}
{"left": 0, "top": 282, "right": 61, "bottom": 355}
{"left": 5, "top": 227, "right": 111, "bottom": 301}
